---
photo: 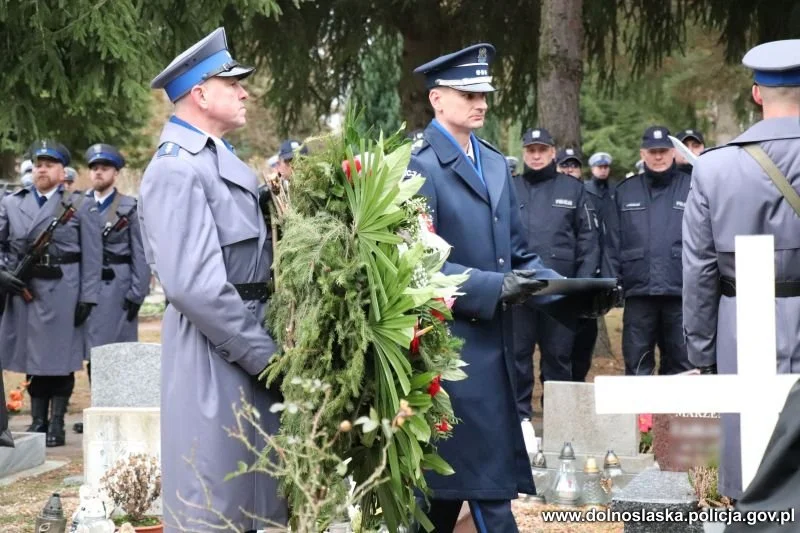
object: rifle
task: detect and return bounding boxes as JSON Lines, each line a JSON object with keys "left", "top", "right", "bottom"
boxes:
{"left": 102, "top": 213, "right": 129, "bottom": 240}
{"left": 14, "top": 202, "right": 77, "bottom": 302}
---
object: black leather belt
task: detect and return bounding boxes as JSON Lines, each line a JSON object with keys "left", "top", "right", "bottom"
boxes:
{"left": 165, "top": 281, "right": 272, "bottom": 306}
{"left": 720, "top": 276, "right": 800, "bottom": 298}
{"left": 20, "top": 252, "right": 81, "bottom": 266}
{"left": 234, "top": 282, "right": 272, "bottom": 302}
{"left": 104, "top": 252, "right": 132, "bottom": 265}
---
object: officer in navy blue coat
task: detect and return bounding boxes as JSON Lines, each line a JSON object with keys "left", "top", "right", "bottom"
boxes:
{"left": 406, "top": 43, "right": 618, "bottom": 533}
{"left": 512, "top": 128, "right": 600, "bottom": 418}
{"left": 610, "top": 126, "right": 693, "bottom": 376}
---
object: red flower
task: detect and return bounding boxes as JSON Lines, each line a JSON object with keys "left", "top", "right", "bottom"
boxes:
{"left": 419, "top": 212, "right": 436, "bottom": 234}
{"left": 342, "top": 158, "right": 363, "bottom": 182}
{"left": 435, "top": 418, "right": 451, "bottom": 433}
{"left": 430, "top": 297, "right": 456, "bottom": 322}
{"left": 427, "top": 375, "right": 442, "bottom": 397}
{"left": 638, "top": 413, "right": 653, "bottom": 433}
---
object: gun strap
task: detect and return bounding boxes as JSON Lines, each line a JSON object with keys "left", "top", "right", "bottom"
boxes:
{"left": 104, "top": 192, "right": 125, "bottom": 226}
{"left": 743, "top": 144, "right": 800, "bottom": 217}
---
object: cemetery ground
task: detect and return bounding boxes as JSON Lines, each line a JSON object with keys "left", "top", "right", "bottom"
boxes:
{"left": 1, "top": 312, "right": 625, "bottom": 532}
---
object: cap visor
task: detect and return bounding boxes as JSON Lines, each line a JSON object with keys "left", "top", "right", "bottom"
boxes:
{"left": 523, "top": 140, "right": 554, "bottom": 147}
{"left": 453, "top": 82, "right": 496, "bottom": 93}
{"left": 217, "top": 64, "right": 255, "bottom": 80}
{"left": 642, "top": 141, "right": 673, "bottom": 149}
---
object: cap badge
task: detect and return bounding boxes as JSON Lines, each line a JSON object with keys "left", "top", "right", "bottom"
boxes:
{"left": 532, "top": 130, "right": 540, "bottom": 138}
{"left": 478, "top": 47, "right": 488, "bottom": 64}
{"left": 654, "top": 130, "right": 663, "bottom": 139}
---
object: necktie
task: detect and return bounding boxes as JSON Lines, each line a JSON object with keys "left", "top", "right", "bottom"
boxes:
{"left": 36, "top": 194, "right": 46, "bottom": 208}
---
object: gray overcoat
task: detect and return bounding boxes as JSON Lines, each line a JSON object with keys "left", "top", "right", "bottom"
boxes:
{"left": 86, "top": 191, "right": 151, "bottom": 347}
{"left": 0, "top": 185, "right": 101, "bottom": 375}
{"left": 139, "top": 116, "right": 285, "bottom": 531}
{"left": 683, "top": 116, "right": 800, "bottom": 499}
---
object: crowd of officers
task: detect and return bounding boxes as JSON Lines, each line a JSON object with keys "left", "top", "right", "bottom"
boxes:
{"left": 500, "top": 126, "right": 706, "bottom": 422}
{"left": 0, "top": 141, "right": 150, "bottom": 447}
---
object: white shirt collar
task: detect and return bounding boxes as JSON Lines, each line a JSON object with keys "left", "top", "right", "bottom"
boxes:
{"left": 94, "top": 187, "right": 116, "bottom": 205}
{"left": 464, "top": 139, "right": 474, "bottom": 161}
{"left": 35, "top": 186, "right": 59, "bottom": 200}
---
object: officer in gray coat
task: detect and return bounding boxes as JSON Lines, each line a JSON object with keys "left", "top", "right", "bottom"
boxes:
{"left": 139, "top": 28, "right": 285, "bottom": 531}
{"left": 85, "top": 144, "right": 150, "bottom": 349}
{"left": 0, "top": 140, "right": 101, "bottom": 448}
{"left": 683, "top": 39, "right": 800, "bottom": 500}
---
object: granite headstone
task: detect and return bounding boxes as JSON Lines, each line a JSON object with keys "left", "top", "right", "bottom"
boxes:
{"left": 91, "top": 343, "right": 160, "bottom": 407}
{"left": 543, "top": 382, "right": 653, "bottom": 472}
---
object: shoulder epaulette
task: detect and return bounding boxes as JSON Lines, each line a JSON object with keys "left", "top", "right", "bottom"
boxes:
{"left": 411, "top": 139, "right": 429, "bottom": 156}
{"left": 477, "top": 137, "right": 502, "bottom": 155}
{"left": 156, "top": 141, "right": 181, "bottom": 158}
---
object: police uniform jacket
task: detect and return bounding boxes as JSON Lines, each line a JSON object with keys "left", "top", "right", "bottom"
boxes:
{"left": 683, "top": 116, "right": 800, "bottom": 499}
{"left": 406, "top": 121, "right": 562, "bottom": 501}
{"left": 138, "top": 116, "right": 286, "bottom": 529}
{"left": 584, "top": 177, "right": 618, "bottom": 278}
{"left": 611, "top": 164, "right": 691, "bottom": 297}
{"left": 0, "top": 186, "right": 101, "bottom": 375}
{"left": 514, "top": 162, "right": 600, "bottom": 278}
{"left": 86, "top": 190, "right": 151, "bottom": 348}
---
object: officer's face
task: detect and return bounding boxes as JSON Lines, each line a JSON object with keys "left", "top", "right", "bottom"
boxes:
{"left": 90, "top": 163, "right": 119, "bottom": 193}
{"left": 277, "top": 158, "right": 293, "bottom": 179}
{"left": 640, "top": 148, "right": 674, "bottom": 172}
{"left": 33, "top": 158, "right": 64, "bottom": 193}
{"left": 430, "top": 88, "right": 488, "bottom": 132}
{"left": 523, "top": 144, "right": 555, "bottom": 170}
{"left": 202, "top": 77, "right": 249, "bottom": 133}
{"left": 685, "top": 138, "right": 704, "bottom": 156}
{"left": 592, "top": 164, "right": 610, "bottom": 179}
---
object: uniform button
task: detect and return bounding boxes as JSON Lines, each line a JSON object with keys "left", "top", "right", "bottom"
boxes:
{"left": 498, "top": 258, "right": 505, "bottom": 266}
{"left": 494, "top": 216, "right": 499, "bottom": 223}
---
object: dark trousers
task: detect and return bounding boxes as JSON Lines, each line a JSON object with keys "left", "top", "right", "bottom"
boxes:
{"left": 426, "top": 499, "right": 518, "bottom": 533}
{"left": 622, "top": 296, "right": 692, "bottom": 375}
{"left": 571, "top": 318, "right": 597, "bottom": 381}
{"left": 513, "top": 305, "right": 576, "bottom": 419}
{"left": 26, "top": 374, "right": 75, "bottom": 398}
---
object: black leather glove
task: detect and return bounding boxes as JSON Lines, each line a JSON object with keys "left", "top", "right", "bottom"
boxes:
{"left": 122, "top": 298, "right": 141, "bottom": 322}
{"left": 0, "top": 269, "right": 26, "bottom": 296}
{"left": 500, "top": 270, "right": 548, "bottom": 305}
{"left": 697, "top": 364, "right": 717, "bottom": 375}
{"left": 74, "top": 302, "right": 95, "bottom": 327}
{"left": 573, "top": 285, "right": 623, "bottom": 319}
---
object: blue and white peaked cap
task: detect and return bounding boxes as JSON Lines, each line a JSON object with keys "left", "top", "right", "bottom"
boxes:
{"left": 742, "top": 39, "right": 800, "bottom": 87}
{"left": 414, "top": 43, "right": 496, "bottom": 93}
{"left": 151, "top": 27, "right": 255, "bottom": 102}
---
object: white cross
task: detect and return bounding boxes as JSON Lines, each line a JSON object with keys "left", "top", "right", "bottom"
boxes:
{"left": 594, "top": 235, "right": 800, "bottom": 491}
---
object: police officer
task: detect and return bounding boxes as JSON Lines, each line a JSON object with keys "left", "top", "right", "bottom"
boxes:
{"left": 556, "top": 147, "right": 583, "bottom": 179}
{"left": 505, "top": 155, "right": 519, "bottom": 177}
{"left": 0, "top": 140, "right": 101, "bottom": 448}
{"left": 275, "top": 138, "right": 308, "bottom": 180}
{"left": 140, "top": 28, "right": 285, "bottom": 531}
{"left": 513, "top": 128, "right": 600, "bottom": 415}
{"left": 85, "top": 144, "right": 150, "bottom": 348}
{"left": 611, "top": 126, "right": 692, "bottom": 376}
{"left": 683, "top": 40, "right": 800, "bottom": 501}
{"left": 570, "top": 151, "right": 619, "bottom": 381}
{"left": 407, "top": 38, "right": 619, "bottom": 525}
{"left": 19, "top": 159, "right": 33, "bottom": 189}
{"left": 675, "top": 129, "right": 705, "bottom": 175}
{"left": 64, "top": 166, "right": 78, "bottom": 192}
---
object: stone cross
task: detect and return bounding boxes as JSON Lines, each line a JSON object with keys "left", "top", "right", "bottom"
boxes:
{"left": 594, "top": 235, "right": 800, "bottom": 491}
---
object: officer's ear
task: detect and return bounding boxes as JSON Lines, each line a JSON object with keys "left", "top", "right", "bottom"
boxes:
{"left": 752, "top": 84, "right": 763, "bottom": 106}
{"left": 188, "top": 85, "right": 209, "bottom": 109}
{"left": 429, "top": 88, "right": 443, "bottom": 113}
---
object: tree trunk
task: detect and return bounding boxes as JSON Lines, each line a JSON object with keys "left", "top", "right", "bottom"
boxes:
{"left": 595, "top": 317, "right": 614, "bottom": 358}
{"left": 710, "top": 98, "right": 741, "bottom": 145}
{"left": 397, "top": 30, "right": 440, "bottom": 131}
{"left": 0, "top": 150, "right": 16, "bottom": 183}
{"left": 537, "top": 0, "right": 584, "bottom": 148}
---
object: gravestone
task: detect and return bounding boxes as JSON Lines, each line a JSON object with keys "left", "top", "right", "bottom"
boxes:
{"left": 83, "top": 343, "right": 161, "bottom": 514}
{"left": 652, "top": 413, "right": 720, "bottom": 472}
{"left": 611, "top": 466, "right": 702, "bottom": 533}
{"left": 0, "top": 432, "right": 46, "bottom": 478}
{"left": 543, "top": 381, "right": 653, "bottom": 473}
